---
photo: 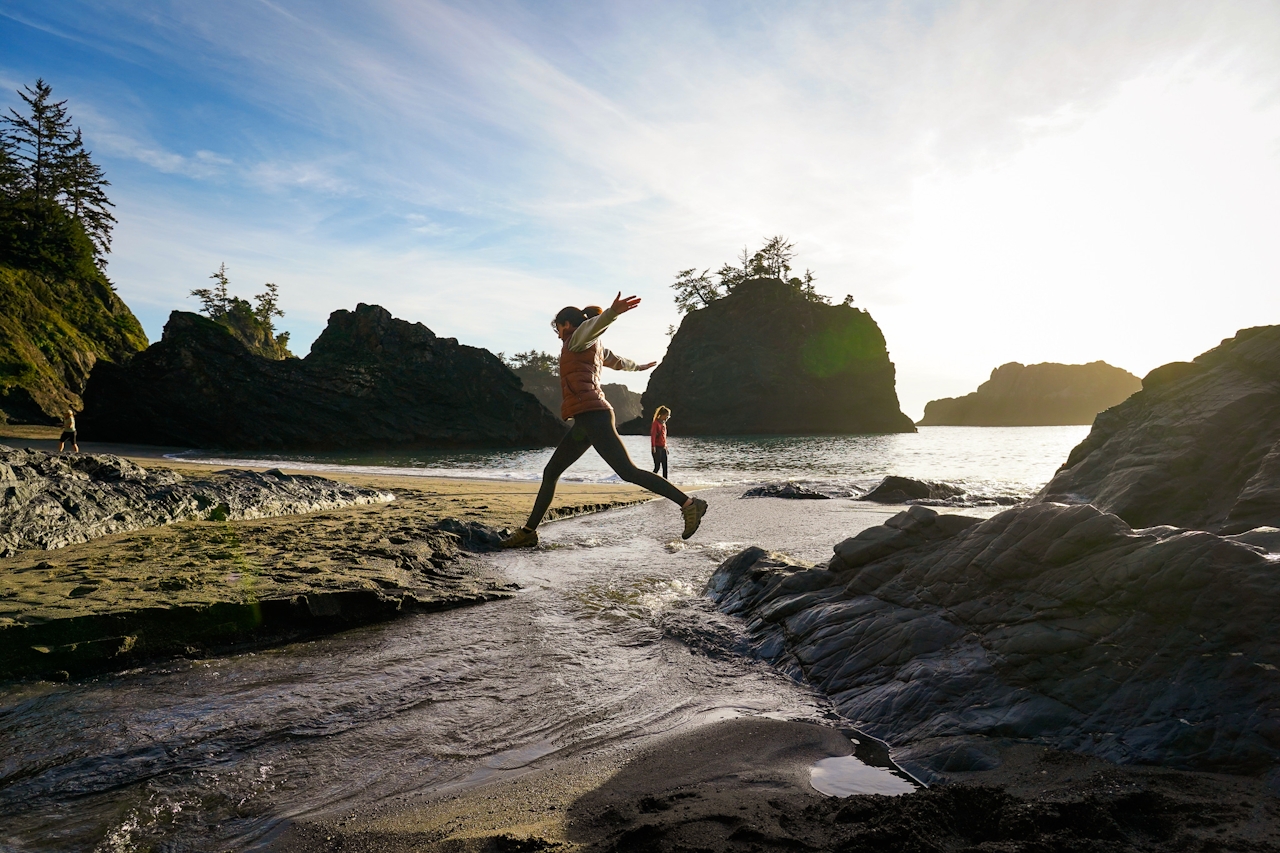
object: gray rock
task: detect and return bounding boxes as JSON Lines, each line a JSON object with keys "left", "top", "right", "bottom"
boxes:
{"left": 706, "top": 502, "right": 1280, "bottom": 776}
{"left": 741, "top": 482, "right": 831, "bottom": 499}
{"left": 1036, "top": 325, "right": 1280, "bottom": 532}
{"left": 0, "top": 446, "right": 392, "bottom": 554}
{"left": 859, "top": 475, "right": 965, "bottom": 503}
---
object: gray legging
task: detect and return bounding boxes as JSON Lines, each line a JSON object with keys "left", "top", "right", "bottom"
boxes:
{"left": 525, "top": 409, "right": 688, "bottom": 530}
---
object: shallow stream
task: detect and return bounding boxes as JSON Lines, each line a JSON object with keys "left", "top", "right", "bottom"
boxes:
{"left": 0, "top": 488, "right": 916, "bottom": 852}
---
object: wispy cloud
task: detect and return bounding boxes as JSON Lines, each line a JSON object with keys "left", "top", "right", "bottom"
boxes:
{"left": 3, "top": 0, "right": 1279, "bottom": 413}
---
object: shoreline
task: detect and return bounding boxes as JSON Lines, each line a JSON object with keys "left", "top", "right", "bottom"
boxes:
{"left": 271, "top": 718, "right": 1280, "bottom": 852}
{"left": 0, "top": 426, "right": 653, "bottom": 680}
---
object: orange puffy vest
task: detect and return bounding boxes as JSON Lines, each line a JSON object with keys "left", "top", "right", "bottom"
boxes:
{"left": 559, "top": 340, "right": 612, "bottom": 420}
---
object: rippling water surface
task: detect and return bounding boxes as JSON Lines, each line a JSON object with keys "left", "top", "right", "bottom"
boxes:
{"left": 0, "top": 428, "right": 1088, "bottom": 851}
{"left": 173, "top": 425, "right": 1090, "bottom": 499}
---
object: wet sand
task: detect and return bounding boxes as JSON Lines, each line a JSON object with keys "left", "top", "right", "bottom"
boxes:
{"left": 272, "top": 719, "right": 1280, "bottom": 852}
{"left": 0, "top": 425, "right": 651, "bottom": 678}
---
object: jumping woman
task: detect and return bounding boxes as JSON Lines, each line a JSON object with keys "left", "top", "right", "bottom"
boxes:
{"left": 500, "top": 293, "right": 708, "bottom": 548}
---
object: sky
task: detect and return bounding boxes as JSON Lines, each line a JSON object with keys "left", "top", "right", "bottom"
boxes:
{"left": 2, "top": 0, "right": 1279, "bottom": 420}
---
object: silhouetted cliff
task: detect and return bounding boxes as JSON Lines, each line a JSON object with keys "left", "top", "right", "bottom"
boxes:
{"left": 80, "top": 304, "right": 564, "bottom": 450}
{"left": 918, "top": 361, "right": 1140, "bottom": 426}
{"left": 621, "top": 278, "right": 914, "bottom": 435}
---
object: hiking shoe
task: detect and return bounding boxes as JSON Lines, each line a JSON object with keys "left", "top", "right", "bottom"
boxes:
{"left": 681, "top": 498, "right": 708, "bottom": 540}
{"left": 499, "top": 527, "right": 539, "bottom": 549}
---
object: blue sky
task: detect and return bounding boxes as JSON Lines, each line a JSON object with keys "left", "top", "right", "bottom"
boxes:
{"left": 3, "top": 0, "right": 1280, "bottom": 418}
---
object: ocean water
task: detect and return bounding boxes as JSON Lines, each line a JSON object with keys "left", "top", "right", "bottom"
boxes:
{"left": 172, "top": 425, "right": 1091, "bottom": 502}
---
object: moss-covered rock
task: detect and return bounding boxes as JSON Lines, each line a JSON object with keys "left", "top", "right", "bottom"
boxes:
{"left": 0, "top": 263, "right": 147, "bottom": 422}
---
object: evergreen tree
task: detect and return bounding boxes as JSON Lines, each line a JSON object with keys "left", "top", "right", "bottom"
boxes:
{"left": 62, "top": 130, "right": 115, "bottom": 261}
{"left": 3, "top": 79, "right": 76, "bottom": 201}
{"left": 189, "top": 264, "right": 293, "bottom": 358}
{"left": 190, "top": 263, "right": 232, "bottom": 317}
{"left": 671, "top": 236, "right": 833, "bottom": 313}
{"left": 0, "top": 134, "right": 21, "bottom": 200}
{"left": 0, "top": 79, "right": 116, "bottom": 271}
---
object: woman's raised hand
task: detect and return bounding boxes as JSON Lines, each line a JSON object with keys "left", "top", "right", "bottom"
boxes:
{"left": 611, "top": 292, "right": 642, "bottom": 315}
{"left": 637, "top": 361, "right": 658, "bottom": 371}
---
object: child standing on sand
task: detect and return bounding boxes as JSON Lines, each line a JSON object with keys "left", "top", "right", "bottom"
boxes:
{"left": 651, "top": 406, "right": 670, "bottom": 479}
{"left": 500, "top": 293, "right": 708, "bottom": 548}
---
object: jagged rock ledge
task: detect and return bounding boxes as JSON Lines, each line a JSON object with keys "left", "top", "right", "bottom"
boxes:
{"left": 742, "top": 482, "right": 831, "bottom": 499}
{"left": 706, "top": 503, "right": 1280, "bottom": 784}
{"left": 0, "top": 446, "right": 394, "bottom": 555}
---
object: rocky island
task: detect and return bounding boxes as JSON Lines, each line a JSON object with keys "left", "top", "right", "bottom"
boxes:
{"left": 621, "top": 277, "right": 915, "bottom": 435}
{"left": 918, "top": 360, "right": 1141, "bottom": 426}
{"left": 80, "top": 304, "right": 565, "bottom": 450}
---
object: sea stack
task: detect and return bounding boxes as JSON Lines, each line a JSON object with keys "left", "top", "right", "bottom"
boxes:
{"left": 80, "top": 304, "right": 565, "bottom": 450}
{"left": 918, "top": 361, "right": 1140, "bottom": 426}
{"left": 622, "top": 278, "right": 915, "bottom": 435}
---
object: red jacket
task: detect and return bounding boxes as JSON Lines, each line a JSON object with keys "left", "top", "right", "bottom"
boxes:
{"left": 651, "top": 419, "right": 667, "bottom": 449}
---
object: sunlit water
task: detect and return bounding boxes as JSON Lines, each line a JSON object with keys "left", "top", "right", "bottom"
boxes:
{"left": 171, "top": 425, "right": 1090, "bottom": 500}
{"left": 0, "top": 428, "right": 1088, "bottom": 851}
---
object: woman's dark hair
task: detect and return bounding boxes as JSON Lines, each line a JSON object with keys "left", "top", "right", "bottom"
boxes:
{"left": 555, "top": 306, "right": 588, "bottom": 328}
{"left": 583, "top": 305, "right": 603, "bottom": 318}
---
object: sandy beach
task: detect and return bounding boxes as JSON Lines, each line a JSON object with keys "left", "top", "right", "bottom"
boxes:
{"left": 0, "top": 425, "right": 651, "bottom": 680}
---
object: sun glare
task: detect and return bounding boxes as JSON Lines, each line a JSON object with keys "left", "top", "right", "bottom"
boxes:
{"left": 889, "top": 66, "right": 1280, "bottom": 412}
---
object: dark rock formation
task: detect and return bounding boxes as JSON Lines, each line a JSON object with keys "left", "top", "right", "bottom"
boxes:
{"left": 602, "top": 383, "right": 642, "bottom": 423}
{"left": 509, "top": 360, "right": 642, "bottom": 423}
{"left": 0, "top": 446, "right": 392, "bottom": 554}
{"left": 1037, "top": 325, "right": 1280, "bottom": 532}
{"left": 80, "top": 304, "right": 565, "bottom": 450}
{"left": 0, "top": 264, "right": 147, "bottom": 422}
{"left": 707, "top": 502, "right": 1280, "bottom": 781}
{"left": 919, "top": 361, "right": 1140, "bottom": 426}
{"left": 742, "top": 482, "right": 831, "bottom": 499}
{"left": 619, "top": 278, "right": 914, "bottom": 436}
{"left": 859, "top": 475, "right": 965, "bottom": 504}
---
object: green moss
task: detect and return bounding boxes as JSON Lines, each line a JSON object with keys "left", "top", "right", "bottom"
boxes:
{"left": 0, "top": 262, "right": 147, "bottom": 421}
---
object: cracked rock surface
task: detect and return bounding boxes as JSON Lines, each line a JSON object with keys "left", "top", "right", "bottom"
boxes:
{"left": 0, "top": 445, "right": 393, "bottom": 554}
{"left": 707, "top": 503, "right": 1280, "bottom": 782}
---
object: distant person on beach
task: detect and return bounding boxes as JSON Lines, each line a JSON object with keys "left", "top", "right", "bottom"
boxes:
{"left": 58, "top": 409, "right": 78, "bottom": 453}
{"left": 500, "top": 293, "right": 708, "bottom": 548}
{"left": 651, "top": 406, "right": 670, "bottom": 478}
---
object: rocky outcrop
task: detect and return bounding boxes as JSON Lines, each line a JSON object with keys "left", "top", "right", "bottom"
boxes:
{"left": 509, "top": 361, "right": 642, "bottom": 424}
{"left": 80, "top": 304, "right": 565, "bottom": 450}
{"left": 620, "top": 278, "right": 914, "bottom": 436}
{"left": 0, "top": 446, "right": 392, "bottom": 555}
{"left": 602, "top": 383, "right": 642, "bottom": 423}
{"left": 919, "top": 361, "right": 1140, "bottom": 426}
{"left": 707, "top": 502, "right": 1280, "bottom": 781}
{"left": 742, "top": 482, "right": 831, "bottom": 499}
{"left": 0, "top": 264, "right": 147, "bottom": 422}
{"left": 859, "top": 476, "right": 965, "bottom": 504}
{"left": 1037, "top": 326, "right": 1280, "bottom": 532}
